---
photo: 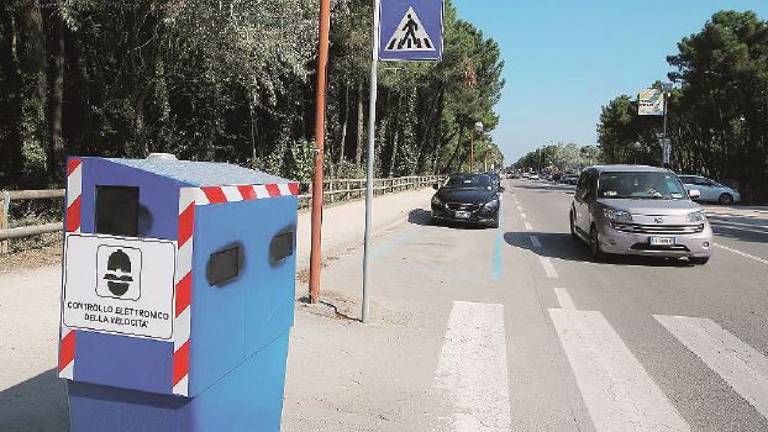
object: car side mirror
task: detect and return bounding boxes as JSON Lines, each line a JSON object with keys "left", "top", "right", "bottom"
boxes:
{"left": 432, "top": 183, "right": 439, "bottom": 190}
{"left": 689, "top": 189, "right": 701, "bottom": 199}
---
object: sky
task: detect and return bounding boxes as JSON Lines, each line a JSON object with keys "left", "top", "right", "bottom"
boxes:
{"left": 451, "top": 0, "right": 768, "bottom": 163}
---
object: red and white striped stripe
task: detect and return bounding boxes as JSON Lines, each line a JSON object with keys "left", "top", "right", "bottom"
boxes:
{"left": 60, "top": 159, "right": 82, "bottom": 380}
{"left": 172, "top": 188, "right": 196, "bottom": 396}
{"left": 195, "top": 182, "right": 299, "bottom": 206}
{"left": 58, "top": 325, "right": 76, "bottom": 379}
{"left": 65, "top": 159, "right": 83, "bottom": 233}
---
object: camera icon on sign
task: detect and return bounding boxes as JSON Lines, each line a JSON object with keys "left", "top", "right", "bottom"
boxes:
{"left": 96, "top": 245, "right": 142, "bottom": 300}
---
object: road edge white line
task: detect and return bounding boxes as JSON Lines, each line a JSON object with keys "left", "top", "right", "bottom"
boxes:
{"left": 713, "top": 242, "right": 768, "bottom": 266}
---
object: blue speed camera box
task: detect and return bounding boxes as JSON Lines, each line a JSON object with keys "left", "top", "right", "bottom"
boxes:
{"left": 59, "top": 155, "right": 299, "bottom": 431}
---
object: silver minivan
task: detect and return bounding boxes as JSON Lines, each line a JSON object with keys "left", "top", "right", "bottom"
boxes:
{"left": 569, "top": 165, "right": 713, "bottom": 264}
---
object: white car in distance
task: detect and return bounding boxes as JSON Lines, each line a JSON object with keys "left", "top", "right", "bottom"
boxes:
{"left": 678, "top": 175, "right": 741, "bottom": 205}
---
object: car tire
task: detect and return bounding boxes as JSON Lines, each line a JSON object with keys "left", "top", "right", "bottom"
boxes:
{"left": 589, "top": 225, "right": 604, "bottom": 260}
{"left": 488, "top": 219, "right": 499, "bottom": 229}
{"left": 719, "top": 193, "right": 734, "bottom": 205}
{"left": 431, "top": 217, "right": 439, "bottom": 226}
{"left": 690, "top": 257, "right": 710, "bottom": 265}
{"left": 569, "top": 211, "right": 579, "bottom": 241}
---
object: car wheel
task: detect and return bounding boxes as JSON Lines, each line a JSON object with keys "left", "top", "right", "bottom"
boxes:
{"left": 589, "top": 225, "right": 604, "bottom": 260}
{"left": 431, "top": 217, "right": 439, "bottom": 226}
{"left": 690, "top": 257, "right": 710, "bottom": 265}
{"left": 569, "top": 211, "right": 579, "bottom": 241}
{"left": 718, "top": 193, "right": 734, "bottom": 205}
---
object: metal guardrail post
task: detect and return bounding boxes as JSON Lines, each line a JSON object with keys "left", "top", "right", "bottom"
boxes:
{"left": 0, "top": 191, "right": 10, "bottom": 253}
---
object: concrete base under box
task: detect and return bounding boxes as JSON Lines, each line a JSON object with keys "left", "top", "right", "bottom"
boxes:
{"left": 67, "top": 333, "right": 289, "bottom": 432}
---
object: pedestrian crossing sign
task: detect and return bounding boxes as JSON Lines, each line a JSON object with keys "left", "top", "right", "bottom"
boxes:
{"left": 384, "top": 7, "right": 435, "bottom": 52}
{"left": 379, "top": 0, "right": 443, "bottom": 62}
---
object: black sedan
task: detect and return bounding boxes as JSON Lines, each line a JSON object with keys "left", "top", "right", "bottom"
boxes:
{"left": 431, "top": 173, "right": 503, "bottom": 228}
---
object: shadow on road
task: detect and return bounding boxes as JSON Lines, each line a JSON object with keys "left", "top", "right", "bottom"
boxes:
{"left": 504, "top": 231, "right": 696, "bottom": 267}
{"left": 407, "top": 209, "right": 490, "bottom": 230}
{"left": 0, "top": 368, "right": 69, "bottom": 431}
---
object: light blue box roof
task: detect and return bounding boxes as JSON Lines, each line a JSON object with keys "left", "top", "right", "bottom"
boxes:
{"left": 106, "top": 158, "right": 293, "bottom": 187}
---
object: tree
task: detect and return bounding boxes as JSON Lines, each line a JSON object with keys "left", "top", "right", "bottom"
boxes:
{"left": 0, "top": 0, "right": 505, "bottom": 189}
{"left": 596, "top": 10, "right": 768, "bottom": 202}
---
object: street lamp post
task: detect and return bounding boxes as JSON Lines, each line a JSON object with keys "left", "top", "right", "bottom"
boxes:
{"left": 661, "top": 83, "right": 673, "bottom": 168}
{"left": 469, "top": 121, "right": 483, "bottom": 172}
{"left": 631, "top": 141, "right": 642, "bottom": 165}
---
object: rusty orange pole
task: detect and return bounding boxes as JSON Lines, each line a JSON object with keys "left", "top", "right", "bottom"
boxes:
{"left": 309, "top": 0, "right": 332, "bottom": 304}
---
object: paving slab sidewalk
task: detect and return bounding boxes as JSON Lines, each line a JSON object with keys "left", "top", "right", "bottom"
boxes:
{"left": 0, "top": 187, "right": 433, "bottom": 431}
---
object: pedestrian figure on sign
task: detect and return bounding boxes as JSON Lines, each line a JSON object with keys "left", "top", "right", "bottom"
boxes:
{"left": 398, "top": 13, "right": 421, "bottom": 49}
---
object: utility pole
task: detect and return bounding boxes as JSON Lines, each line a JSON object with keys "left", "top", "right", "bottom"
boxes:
{"left": 469, "top": 133, "right": 475, "bottom": 172}
{"left": 361, "top": 0, "right": 381, "bottom": 323}
{"left": 309, "top": 0, "right": 332, "bottom": 304}
{"left": 470, "top": 121, "right": 483, "bottom": 173}
{"left": 661, "top": 83, "right": 673, "bottom": 169}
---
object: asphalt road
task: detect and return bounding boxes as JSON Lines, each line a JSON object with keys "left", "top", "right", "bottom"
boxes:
{"left": 284, "top": 178, "right": 768, "bottom": 431}
{"left": 3, "top": 179, "right": 768, "bottom": 431}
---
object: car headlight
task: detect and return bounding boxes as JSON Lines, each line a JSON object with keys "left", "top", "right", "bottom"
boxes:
{"left": 483, "top": 199, "right": 500, "bottom": 210}
{"left": 603, "top": 208, "right": 633, "bottom": 223}
{"left": 687, "top": 211, "right": 706, "bottom": 222}
{"left": 431, "top": 195, "right": 443, "bottom": 206}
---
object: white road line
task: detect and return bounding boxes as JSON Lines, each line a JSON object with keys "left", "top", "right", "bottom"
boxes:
{"left": 516, "top": 205, "right": 523, "bottom": 211}
{"left": 713, "top": 242, "right": 768, "bottom": 267}
{"left": 538, "top": 257, "right": 559, "bottom": 279}
{"left": 524, "top": 222, "right": 533, "bottom": 231}
{"left": 711, "top": 222, "right": 768, "bottom": 236}
{"left": 655, "top": 315, "right": 768, "bottom": 419}
{"left": 435, "top": 301, "right": 511, "bottom": 431}
{"left": 550, "top": 309, "right": 691, "bottom": 432}
{"left": 710, "top": 219, "right": 768, "bottom": 231}
{"left": 553, "top": 288, "right": 576, "bottom": 310}
{"left": 529, "top": 235, "right": 542, "bottom": 249}
{"left": 520, "top": 213, "right": 527, "bottom": 219}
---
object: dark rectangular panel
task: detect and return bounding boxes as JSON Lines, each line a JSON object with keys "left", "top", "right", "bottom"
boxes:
{"left": 207, "top": 246, "right": 241, "bottom": 287}
{"left": 95, "top": 186, "right": 139, "bottom": 237}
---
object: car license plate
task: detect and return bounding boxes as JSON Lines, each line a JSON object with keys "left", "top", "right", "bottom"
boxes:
{"left": 649, "top": 236, "right": 676, "bottom": 246}
{"left": 454, "top": 211, "right": 470, "bottom": 219}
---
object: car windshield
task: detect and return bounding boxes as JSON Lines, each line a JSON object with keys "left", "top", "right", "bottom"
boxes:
{"left": 597, "top": 172, "right": 687, "bottom": 200}
{"left": 445, "top": 174, "right": 492, "bottom": 189}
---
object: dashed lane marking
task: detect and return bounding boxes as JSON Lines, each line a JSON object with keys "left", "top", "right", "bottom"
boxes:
{"left": 520, "top": 213, "right": 527, "bottom": 219}
{"left": 435, "top": 301, "right": 511, "bottom": 431}
{"left": 538, "top": 257, "right": 559, "bottom": 279}
{"left": 655, "top": 315, "right": 768, "bottom": 420}
{"left": 550, "top": 309, "right": 691, "bottom": 432}
{"left": 524, "top": 222, "right": 533, "bottom": 231}
{"left": 553, "top": 287, "right": 576, "bottom": 310}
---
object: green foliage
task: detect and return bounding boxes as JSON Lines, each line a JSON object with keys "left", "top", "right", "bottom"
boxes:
{"left": 515, "top": 143, "right": 602, "bottom": 172}
{"left": 597, "top": 10, "right": 768, "bottom": 202}
{"left": 0, "top": 0, "right": 504, "bottom": 189}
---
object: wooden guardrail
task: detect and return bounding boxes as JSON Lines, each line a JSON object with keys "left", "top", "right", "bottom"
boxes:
{"left": 0, "top": 175, "right": 442, "bottom": 248}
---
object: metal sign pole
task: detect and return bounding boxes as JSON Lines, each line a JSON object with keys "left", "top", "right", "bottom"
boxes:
{"left": 362, "top": 0, "right": 381, "bottom": 323}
